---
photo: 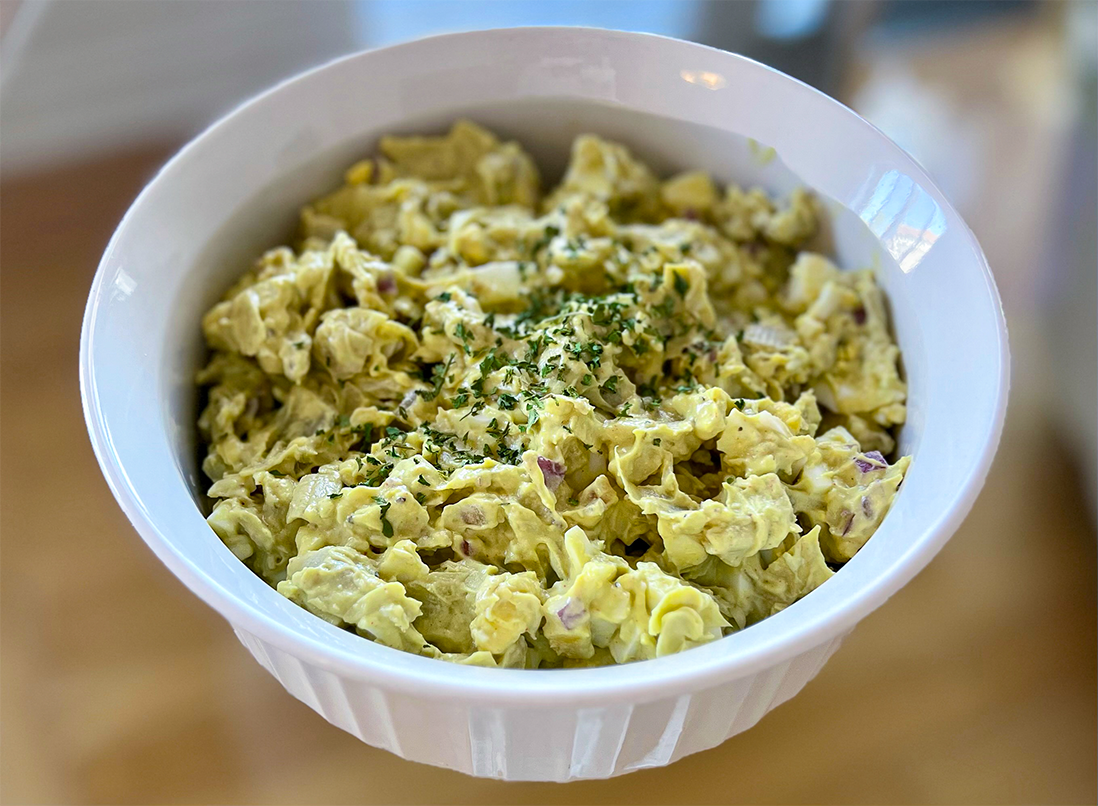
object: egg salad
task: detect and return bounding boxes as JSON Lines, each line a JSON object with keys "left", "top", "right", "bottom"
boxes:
{"left": 198, "top": 121, "right": 910, "bottom": 668}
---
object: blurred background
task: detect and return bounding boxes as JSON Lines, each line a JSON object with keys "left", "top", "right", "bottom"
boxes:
{"left": 1, "top": 1, "right": 1094, "bottom": 803}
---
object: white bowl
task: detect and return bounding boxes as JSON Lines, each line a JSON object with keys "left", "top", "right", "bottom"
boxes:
{"left": 80, "top": 28, "right": 1009, "bottom": 781}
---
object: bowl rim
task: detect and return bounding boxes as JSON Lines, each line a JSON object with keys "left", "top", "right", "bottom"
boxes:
{"left": 80, "top": 26, "right": 1010, "bottom": 705}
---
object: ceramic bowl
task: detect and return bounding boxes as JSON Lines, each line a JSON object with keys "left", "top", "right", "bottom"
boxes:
{"left": 80, "top": 27, "right": 1009, "bottom": 781}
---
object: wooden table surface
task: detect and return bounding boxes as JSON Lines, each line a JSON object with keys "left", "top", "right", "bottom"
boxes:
{"left": 1, "top": 141, "right": 1094, "bottom": 805}
{"left": 2, "top": 16, "right": 1095, "bottom": 801}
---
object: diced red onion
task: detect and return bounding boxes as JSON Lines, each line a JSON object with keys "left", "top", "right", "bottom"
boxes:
{"left": 689, "top": 339, "right": 718, "bottom": 363}
{"left": 556, "top": 597, "right": 586, "bottom": 630}
{"left": 853, "top": 306, "right": 867, "bottom": 325}
{"left": 461, "top": 539, "right": 473, "bottom": 557}
{"left": 862, "top": 496, "right": 873, "bottom": 518}
{"left": 853, "top": 451, "right": 887, "bottom": 473}
{"left": 683, "top": 208, "right": 698, "bottom": 221}
{"left": 840, "top": 509, "right": 854, "bottom": 536}
{"left": 537, "top": 456, "right": 565, "bottom": 491}
{"left": 377, "top": 273, "right": 396, "bottom": 295}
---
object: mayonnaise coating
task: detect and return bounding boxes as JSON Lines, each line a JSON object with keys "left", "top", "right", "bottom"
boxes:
{"left": 198, "top": 121, "right": 910, "bottom": 666}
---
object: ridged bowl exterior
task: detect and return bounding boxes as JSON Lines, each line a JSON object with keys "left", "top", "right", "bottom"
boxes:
{"left": 233, "top": 628, "right": 847, "bottom": 780}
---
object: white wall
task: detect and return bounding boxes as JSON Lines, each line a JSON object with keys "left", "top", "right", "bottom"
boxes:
{"left": 0, "top": 0, "right": 704, "bottom": 175}
{"left": 0, "top": 0, "right": 361, "bottom": 173}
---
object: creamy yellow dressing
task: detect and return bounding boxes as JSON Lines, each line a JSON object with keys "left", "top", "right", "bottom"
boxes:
{"left": 198, "top": 121, "right": 910, "bottom": 668}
